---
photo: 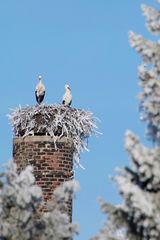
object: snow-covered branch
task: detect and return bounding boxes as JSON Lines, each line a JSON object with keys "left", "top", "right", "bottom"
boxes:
{"left": 129, "top": 31, "right": 160, "bottom": 143}
{"left": 129, "top": 31, "right": 160, "bottom": 65}
{"left": 141, "top": 4, "right": 160, "bottom": 35}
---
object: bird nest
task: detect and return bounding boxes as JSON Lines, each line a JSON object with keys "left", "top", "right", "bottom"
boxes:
{"left": 8, "top": 104, "right": 99, "bottom": 167}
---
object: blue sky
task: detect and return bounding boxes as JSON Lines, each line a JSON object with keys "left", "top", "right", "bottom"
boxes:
{"left": 0, "top": 0, "right": 158, "bottom": 239}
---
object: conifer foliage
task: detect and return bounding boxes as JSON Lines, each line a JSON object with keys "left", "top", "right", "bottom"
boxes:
{"left": 0, "top": 162, "right": 79, "bottom": 240}
{"left": 92, "top": 1, "right": 160, "bottom": 239}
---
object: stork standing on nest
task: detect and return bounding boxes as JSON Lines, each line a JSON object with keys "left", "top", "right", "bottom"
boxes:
{"left": 35, "top": 75, "right": 45, "bottom": 104}
{"left": 62, "top": 84, "right": 72, "bottom": 106}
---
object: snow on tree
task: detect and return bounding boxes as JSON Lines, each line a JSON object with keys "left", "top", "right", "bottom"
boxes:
{"left": 91, "top": 1, "right": 160, "bottom": 240}
{"left": 8, "top": 104, "right": 99, "bottom": 168}
{"left": 0, "top": 162, "right": 79, "bottom": 240}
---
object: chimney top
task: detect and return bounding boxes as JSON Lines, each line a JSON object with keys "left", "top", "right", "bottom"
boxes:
{"left": 9, "top": 104, "right": 99, "bottom": 168}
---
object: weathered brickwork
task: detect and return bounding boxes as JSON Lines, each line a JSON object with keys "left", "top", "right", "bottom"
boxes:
{"left": 13, "top": 136, "right": 73, "bottom": 220}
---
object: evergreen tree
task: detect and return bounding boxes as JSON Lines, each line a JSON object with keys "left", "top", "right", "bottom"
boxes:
{"left": 0, "top": 162, "right": 79, "bottom": 240}
{"left": 92, "top": 1, "right": 160, "bottom": 239}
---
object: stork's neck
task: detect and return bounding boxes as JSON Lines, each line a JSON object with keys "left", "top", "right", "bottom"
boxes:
{"left": 66, "top": 87, "right": 71, "bottom": 92}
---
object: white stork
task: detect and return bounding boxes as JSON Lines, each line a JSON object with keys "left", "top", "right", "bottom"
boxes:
{"left": 62, "top": 84, "right": 72, "bottom": 106}
{"left": 35, "top": 75, "right": 45, "bottom": 104}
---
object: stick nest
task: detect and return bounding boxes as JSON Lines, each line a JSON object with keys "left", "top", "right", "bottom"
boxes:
{"left": 8, "top": 104, "right": 99, "bottom": 167}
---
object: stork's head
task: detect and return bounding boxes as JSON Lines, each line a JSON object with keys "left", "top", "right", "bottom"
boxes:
{"left": 65, "top": 84, "right": 71, "bottom": 91}
{"left": 38, "top": 75, "right": 42, "bottom": 81}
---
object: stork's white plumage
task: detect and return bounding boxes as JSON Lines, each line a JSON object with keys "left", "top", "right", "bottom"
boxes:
{"left": 35, "top": 76, "right": 45, "bottom": 104}
{"left": 62, "top": 84, "right": 72, "bottom": 106}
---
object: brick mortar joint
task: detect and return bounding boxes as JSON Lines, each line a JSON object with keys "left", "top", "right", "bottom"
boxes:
{"left": 34, "top": 170, "right": 74, "bottom": 177}
{"left": 13, "top": 136, "right": 73, "bottom": 144}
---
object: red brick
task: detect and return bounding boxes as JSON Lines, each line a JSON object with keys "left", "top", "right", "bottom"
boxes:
{"left": 13, "top": 136, "right": 74, "bottom": 221}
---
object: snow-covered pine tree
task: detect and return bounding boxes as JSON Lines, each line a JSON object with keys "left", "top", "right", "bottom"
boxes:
{"left": 92, "top": 1, "right": 160, "bottom": 240}
{"left": 0, "top": 162, "right": 79, "bottom": 240}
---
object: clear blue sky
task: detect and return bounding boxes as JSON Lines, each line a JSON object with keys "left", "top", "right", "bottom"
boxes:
{"left": 0, "top": 0, "right": 157, "bottom": 239}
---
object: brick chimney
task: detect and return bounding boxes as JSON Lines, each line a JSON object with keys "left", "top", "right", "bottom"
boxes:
{"left": 13, "top": 135, "right": 74, "bottom": 220}
{"left": 10, "top": 104, "right": 97, "bottom": 222}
